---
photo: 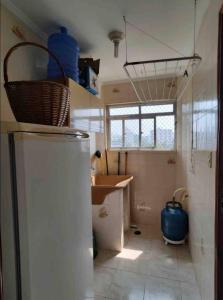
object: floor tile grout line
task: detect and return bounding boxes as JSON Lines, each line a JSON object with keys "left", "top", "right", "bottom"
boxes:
{"left": 94, "top": 263, "right": 198, "bottom": 286}
{"left": 106, "top": 267, "right": 119, "bottom": 300}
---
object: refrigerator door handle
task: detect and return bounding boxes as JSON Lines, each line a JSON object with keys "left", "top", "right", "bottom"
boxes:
{"left": 64, "top": 131, "right": 89, "bottom": 139}
{"left": 13, "top": 131, "right": 89, "bottom": 139}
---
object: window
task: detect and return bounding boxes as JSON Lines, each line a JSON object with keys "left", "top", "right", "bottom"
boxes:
{"left": 107, "top": 102, "right": 176, "bottom": 150}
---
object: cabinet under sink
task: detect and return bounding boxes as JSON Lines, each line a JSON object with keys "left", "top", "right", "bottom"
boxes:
{"left": 91, "top": 175, "right": 133, "bottom": 252}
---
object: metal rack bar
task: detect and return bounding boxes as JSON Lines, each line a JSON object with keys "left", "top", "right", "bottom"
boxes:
{"left": 123, "top": 67, "right": 142, "bottom": 102}
{"left": 174, "top": 58, "right": 193, "bottom": 99}
{"left": 124, "top": 55, "right": 202, "bottom": 102}
{"left": 123, "top": 55, "right": 201, "bottom": 67}
{"left": 162, "top": 61, "right": 168, "bottom": 99}
{"left": 133, "top": 65, "right": 147, "bottom": 102}
{"left": 143, "top": 64, "right": 152, "bottom": 101}
{"left": 168, "top": 61, "right": 179, "bottom": 99}
{"left": 154, "top": 63, "right": 158, "bottom": 99}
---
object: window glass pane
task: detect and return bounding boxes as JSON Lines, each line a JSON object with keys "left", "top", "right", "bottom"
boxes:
{"left": 124, "top": 119, "right": 139, "bottom": 148}
{"left": 109, "top": 106, "right": 139, "bottom": 116}
{"left": 110, "top": 120, "right": 123, "bottom": 147}
{"left": 141, "top": 119, "right": 155, "bottom": 148}
{"left": 141, "top": 104, "right": 174, "bottom": 114}
{"left": 156, "top": 115, "right": 175, "bottom": 149}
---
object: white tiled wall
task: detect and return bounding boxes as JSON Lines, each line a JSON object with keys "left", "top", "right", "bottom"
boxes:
{"left": 0, "top": 4, "right": 45, "bottom": 121}
{"left": 127, "top": 151, "right": 177, "bottom": 226}
{"left": 106, "top": 150, "right": 177, "bottom": 226}
{"left": 176, "top": 1, "right": 222, "bottom": 299}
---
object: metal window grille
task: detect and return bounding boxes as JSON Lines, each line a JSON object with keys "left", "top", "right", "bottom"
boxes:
{"left": 107, "top": 101, "right": 176, "bottom": 150}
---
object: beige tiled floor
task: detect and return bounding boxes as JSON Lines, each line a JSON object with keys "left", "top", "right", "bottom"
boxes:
{"left": 93, "top": 225, "right": 201, "bottom": 300}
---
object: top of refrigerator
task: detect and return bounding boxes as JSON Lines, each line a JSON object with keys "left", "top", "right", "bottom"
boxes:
{"left": 0, "top": 121, "right": 89, "bottom": 138}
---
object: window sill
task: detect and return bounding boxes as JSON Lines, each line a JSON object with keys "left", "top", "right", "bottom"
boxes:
{"left": 108, "top": 148, "right": 177, "bottom": 153}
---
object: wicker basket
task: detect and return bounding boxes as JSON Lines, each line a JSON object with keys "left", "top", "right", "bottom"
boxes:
{"left": 4, "top": 42, "right": 70, "bottom": 126}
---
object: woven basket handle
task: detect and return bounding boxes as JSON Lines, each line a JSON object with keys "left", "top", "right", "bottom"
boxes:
{"left": 3, "top": 42, "right": 67, "bottom": 85}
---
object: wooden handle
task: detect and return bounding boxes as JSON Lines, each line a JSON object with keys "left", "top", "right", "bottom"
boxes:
{"left": 117, "top": 152, "right": 120, "bottom": 175}
{"left": 105, "top": 149, "right": 109, "bottom": 175}
{"left": 124, "top": 151, "right": 128, "bottom": 175}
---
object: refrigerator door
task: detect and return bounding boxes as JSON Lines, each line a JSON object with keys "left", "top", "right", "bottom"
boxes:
{"left": 0, "top": 133, "right": 17, "bottom": 300}
{"left": 10, "top": 131, "right": 93, "bottom": 300}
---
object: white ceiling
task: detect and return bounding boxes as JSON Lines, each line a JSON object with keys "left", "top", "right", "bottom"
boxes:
{"left": 8, "top": 0, "right": 210, "bottom": 82}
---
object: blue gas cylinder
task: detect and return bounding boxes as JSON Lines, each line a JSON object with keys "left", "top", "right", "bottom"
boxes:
{"left": 47, "top": 27, "right": 79, "bottom": 82}
{"left": 161, "top": 201, "right": 188, "bottom": 242}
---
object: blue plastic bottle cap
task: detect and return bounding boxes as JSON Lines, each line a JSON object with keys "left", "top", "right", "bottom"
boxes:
{"left": 60, "top": 26, "right": 68, "bottom": 34}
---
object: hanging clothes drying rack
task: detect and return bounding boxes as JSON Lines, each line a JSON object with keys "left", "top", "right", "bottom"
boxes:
{"left": 123, "top": 0, "right": 201, "bottom": 103}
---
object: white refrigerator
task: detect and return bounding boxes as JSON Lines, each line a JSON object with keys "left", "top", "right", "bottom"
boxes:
{"left": 0, "top": 126, "right": 94, "bottom": 300}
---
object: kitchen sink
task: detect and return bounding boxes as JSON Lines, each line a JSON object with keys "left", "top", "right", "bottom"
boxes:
{"left": 91, "top": 175, "right": 133, "bottom": 205}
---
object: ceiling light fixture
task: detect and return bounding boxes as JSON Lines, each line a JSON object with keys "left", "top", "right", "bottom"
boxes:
{"left": 108, "top": 31, "right": 124, "bottom": 58}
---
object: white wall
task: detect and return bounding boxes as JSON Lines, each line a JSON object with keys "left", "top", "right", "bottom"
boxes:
{"left": 176, "top": 1, "right": 222, "bottom": 299}
{"left": 101, "top": 78, "right": 176, "bottom": 104}
{"left": 106, "top": 150, "right": 177, "bottom": 227}
{"left": 0, "top": 4, "right": 46, "bottom": 121}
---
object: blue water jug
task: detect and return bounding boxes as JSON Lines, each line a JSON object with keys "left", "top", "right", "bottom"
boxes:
{"left": 161, "top": 201, "right": 188, "bottom": 243}
{"left": 47, "top": 27, "right": 79, "bottom": 82}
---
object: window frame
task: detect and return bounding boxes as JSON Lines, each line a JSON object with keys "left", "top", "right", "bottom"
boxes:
{"left": 107, "top": 101, "right": 176, "bottom": 150}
